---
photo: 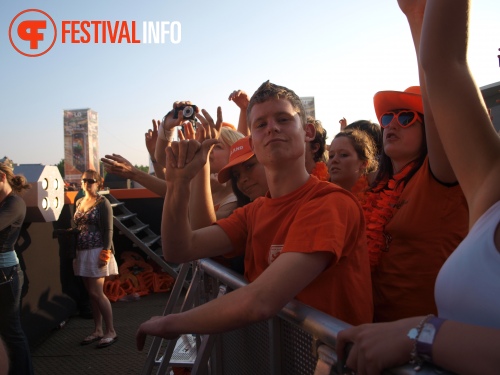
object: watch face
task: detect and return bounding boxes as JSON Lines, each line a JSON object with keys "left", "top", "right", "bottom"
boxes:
{"left": 419, "top": 323, "right": 437, "bottom": 344}
{"left": 407, "top": 328, "right": 419, "bottom": 340}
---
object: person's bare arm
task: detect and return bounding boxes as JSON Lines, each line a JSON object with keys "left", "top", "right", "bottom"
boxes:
{"left": 184, "top": 113, "right": 221, "bottom": 230}
{"left": 145, "top": 119, "right": 166, "bottom": 178}
{"left": 229, "top": 90, "right": 250, "bottom": 136}
{"left": 101, "top": 154, "right": 167, "bottom": 197}
{"left": 336, "top": 317, "right": 500, "bottom": 375}
{"left": 399, "top": 0, "right": 456, "bottom": 184}
{"left": 136, "top": 250, "right": 332, "bottom": 350}
{"left": 161, "top": 107, "right": 231, "bottom": 262}
{"left": 420, "top": 0, "right": 500, "bottom": 224}
{"left": 189, "top": 161, "right": 217, "bottom": 229}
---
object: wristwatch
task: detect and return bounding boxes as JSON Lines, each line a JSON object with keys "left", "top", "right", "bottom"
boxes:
{"left": 416, "top": 316, "right": 446, "bottom": 362}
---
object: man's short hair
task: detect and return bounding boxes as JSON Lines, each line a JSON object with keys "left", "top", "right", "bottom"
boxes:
{"left": 247, "top": 80, "right": 306, "bottom": 128}
{"left": 307, "top": 116, "right": 328, "bottom": 163}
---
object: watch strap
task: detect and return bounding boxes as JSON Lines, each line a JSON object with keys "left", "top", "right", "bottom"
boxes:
{"left": 416, "top": 316, "right": 446, "bottom": 363}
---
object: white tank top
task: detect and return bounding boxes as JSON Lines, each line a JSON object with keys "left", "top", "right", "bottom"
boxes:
{"left": 435, "top": 200, "right": 500, "bottom": 328}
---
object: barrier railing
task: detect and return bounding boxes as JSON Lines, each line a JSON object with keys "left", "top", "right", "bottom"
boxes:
{"left": 143, "top": 258, "right": 452, "bottom": 375}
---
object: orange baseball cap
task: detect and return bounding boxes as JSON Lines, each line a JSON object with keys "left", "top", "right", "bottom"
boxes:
{"left": 217, "top": 136, "right": 254, "bottom": 183}
{"left": 373, "top": 86, "right": 423, "bottom": 122}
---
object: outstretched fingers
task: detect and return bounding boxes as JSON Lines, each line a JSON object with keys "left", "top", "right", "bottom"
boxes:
{"left": 197, "top": 107, "right": 223, "bottom": 140}
{"left": 176, "top": 140, "right": 190, "bottom": 168}
{"left": 182, "top": 121, "right": 196, "bottom": 140}
{"left": 152, "top": 119, "right": 160, "bottom": 131}
{"left": 228, "top": 90, "right": 250, "bottom": 109}
{"left": 166, "top": 140, "right": 202, "bottom": 169}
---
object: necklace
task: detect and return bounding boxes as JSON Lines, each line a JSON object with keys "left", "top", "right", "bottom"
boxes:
{"left": 351, "top": 175, "right": 369, "bottom": 203}
{"left": 362, "top": 162, "right": 415, "bottom": 269}
{"left": 311, "top": 161, "right": 329, "bottom": 181}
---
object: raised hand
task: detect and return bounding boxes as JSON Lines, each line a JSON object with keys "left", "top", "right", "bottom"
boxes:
{"left": 101, "top": 154, "right": 137, "bottom": 179}
{"left": 339, "top": 117, "right": 347, "bottom": 130}
{"left": 145, "top": 119, "right": 160, "bottom": 157}
{"left": 164, "top": 101, "right": 200, "bottom": 130}
{"left": 178, "top": 121, "right": 196, "bottom": 141}
{"left": 156, "top": 101, "right": 199, "bottom": 167}
{"left": 164, "top": 107, "right": 223, "bottom": 182}
{"left": 196, "top": 107, "right": 223, "bottom": 141}
{"left": 228, "top": 90, "right": 250, "bottom": 109}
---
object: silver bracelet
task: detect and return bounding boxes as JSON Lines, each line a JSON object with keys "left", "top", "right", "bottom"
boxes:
{"left": 407, "top": 314, "right": 434, "bottom": 371}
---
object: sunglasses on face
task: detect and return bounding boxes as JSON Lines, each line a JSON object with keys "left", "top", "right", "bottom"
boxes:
{"left": 380, "top": 111, "right": 422, "bottom": 128}
{"left": 81, "top": 178, "right": 97, "bottom": 185}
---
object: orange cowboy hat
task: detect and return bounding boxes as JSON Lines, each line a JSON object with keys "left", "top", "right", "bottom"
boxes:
{"left": 373, "top": 86, "right": 423, "bottom": 122}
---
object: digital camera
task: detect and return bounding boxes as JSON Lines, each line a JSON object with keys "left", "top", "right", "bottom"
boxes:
{"left": 173, "top": 105, "right": 198, "bottom": 121}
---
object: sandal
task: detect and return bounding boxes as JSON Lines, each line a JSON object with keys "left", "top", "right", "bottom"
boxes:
{"left": 96, "top": 336, "right": 118, "bottom": 349}
{"left": 80, "top": 334, "right": 103, "bottom": 346}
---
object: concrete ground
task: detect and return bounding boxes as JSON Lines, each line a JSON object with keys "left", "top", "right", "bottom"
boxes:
{"left": 31, "top": 292, "right": 170, "bottom": 375}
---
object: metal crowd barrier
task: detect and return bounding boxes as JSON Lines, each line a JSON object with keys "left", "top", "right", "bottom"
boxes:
{"left": 142, "top": 258, "right": 452, "bottom": 375}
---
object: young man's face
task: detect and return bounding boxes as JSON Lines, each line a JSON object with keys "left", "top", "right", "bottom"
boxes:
{"left": 248, "top": 98, "right": 310, "bottom": 167}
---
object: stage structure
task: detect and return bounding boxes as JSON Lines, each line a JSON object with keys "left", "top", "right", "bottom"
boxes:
{"left": 13, "top": 164, "right": 64, "bottom": 222}
{"left": 63, "top": 108, "right": 99, "bottom": 184}
{"left": 300, "top": 96, "right": 315, "bottom": 120}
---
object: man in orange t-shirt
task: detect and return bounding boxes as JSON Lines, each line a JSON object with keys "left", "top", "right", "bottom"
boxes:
{"left": 136, "top": 81, "right": 372, "bottom": 349}
{"left": 218, "top": 176, "right": 372, "bottom": 325}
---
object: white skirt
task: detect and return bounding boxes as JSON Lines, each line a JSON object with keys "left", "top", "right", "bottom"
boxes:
{"left": 73, "top": 247, "right": 119, "bottom": 278}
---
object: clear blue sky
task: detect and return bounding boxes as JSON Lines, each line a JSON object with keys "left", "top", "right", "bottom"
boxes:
{"left": 1, "top": 1, "right": 499, "bottom": 167}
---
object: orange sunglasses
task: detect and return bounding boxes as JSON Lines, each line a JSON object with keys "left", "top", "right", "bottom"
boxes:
{"left": 380, "top": 110, "right": 422, "bottom": 128}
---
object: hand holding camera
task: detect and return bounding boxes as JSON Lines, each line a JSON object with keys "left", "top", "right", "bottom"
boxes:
{"left": 159, "top": 101, "right": 199, "bottom": 141}
{"left": 173, "top": 104, "right": 198, "bottom": 122}
{"left": 174, "top": 104, "right": 199, "bottom": 137}
{"left": 163, "top": 102, "right": 198, "bottom": 129}
{"left": 165, "top": 107, "right": 222, "bottom": 174}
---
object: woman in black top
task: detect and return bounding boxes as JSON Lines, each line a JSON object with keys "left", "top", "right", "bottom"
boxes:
{"left": 0, "top": 162, "right": 33, "bottom": 375}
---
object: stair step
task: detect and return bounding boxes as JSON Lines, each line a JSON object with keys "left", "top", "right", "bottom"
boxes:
{"left": 140, "top": 235, "right": 161, "bottom": 247}
{"left": 115, "top": 212, "right": 137, "bottom": 221}
{"left": 128, "top": 223, "right": 149, "bottom": 234}
{"left": 107, "top": 192, "right": 178, "bottom": 279}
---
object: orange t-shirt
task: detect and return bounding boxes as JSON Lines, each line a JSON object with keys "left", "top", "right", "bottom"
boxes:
{"left": 216, "top": 176, "right": 373, "bottom": 325}
{"left": 371, "top": 158, "right": 468, "bottom": 322}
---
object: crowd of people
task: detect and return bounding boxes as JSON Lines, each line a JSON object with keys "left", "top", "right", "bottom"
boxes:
{"left": 1, "top": 0, "right": 499, "bottom": 374}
